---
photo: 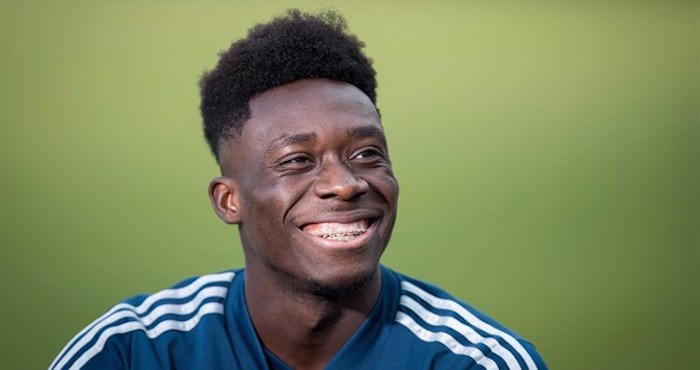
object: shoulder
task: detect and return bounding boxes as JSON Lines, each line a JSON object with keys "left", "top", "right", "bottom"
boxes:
{"left": 49, "top": 270, "right": 239, "bottom": 370}
{"left": 389, "top": 270, "right": 548, "bottom": 370}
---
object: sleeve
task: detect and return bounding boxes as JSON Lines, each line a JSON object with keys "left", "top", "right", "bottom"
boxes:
{"left": 49, "top": 332, "right": 127, "bottom": 370}
{"left": 521, "top": 340, "right": 549, "bottom": 370}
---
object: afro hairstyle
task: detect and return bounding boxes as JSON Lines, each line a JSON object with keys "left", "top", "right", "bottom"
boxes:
{"left": 199, "top": 9, "right": 378, "bottom": 160}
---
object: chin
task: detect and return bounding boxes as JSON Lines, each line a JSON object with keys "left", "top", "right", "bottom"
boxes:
{"left": 306, "top": 265, "right": 378, "bottom": 299}
{"left": 271, "top": 261, "right": 380, "bottom": 299}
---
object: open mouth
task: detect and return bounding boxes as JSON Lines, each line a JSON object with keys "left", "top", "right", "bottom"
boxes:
{"left": 301, "top": 219, "right": 374, "bottom": 242}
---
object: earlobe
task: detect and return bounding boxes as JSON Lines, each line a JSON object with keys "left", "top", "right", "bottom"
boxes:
{"left": 208, "top": 176, "right": 242, "bottom": 224}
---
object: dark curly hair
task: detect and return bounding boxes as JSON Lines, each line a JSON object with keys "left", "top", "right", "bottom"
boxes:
{"left": 199, "top": 9, "right": 378, "bottom": 160}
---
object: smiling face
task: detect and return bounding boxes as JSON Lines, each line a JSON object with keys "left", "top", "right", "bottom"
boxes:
{"left": 210, "top": 79, "right": 399, "bottom": 296}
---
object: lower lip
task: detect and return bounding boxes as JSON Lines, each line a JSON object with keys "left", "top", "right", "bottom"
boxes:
{"left": 300, "top": 222, "right": 376, "bottom": 250}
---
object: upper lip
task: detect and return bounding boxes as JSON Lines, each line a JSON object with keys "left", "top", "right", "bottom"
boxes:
{"left": 295, "top": 209, "right": 382, "bottom": 229}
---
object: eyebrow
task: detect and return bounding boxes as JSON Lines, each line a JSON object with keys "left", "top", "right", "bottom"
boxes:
{"left": 265, "top": 125, "right": 385, "bottom": 155}
{"left": 347, "top": 125, "right": 385, "bottom": 140}
{"left": 266, "top": 132, "right": 317, "bottom": 154}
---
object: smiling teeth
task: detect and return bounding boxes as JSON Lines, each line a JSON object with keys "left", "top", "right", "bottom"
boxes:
{"left": 318, "top": 230, "right": 365, "bottom": 241}
{"left": 302, "top": 220, "right": 368, "bottom": 241}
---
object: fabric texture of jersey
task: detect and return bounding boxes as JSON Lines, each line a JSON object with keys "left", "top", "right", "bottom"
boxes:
{"left": 50, "top": 267, "right": 548, "bottom": 370}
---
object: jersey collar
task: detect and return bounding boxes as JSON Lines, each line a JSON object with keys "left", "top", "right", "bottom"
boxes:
{"left": 224, "top": 266, "right": 400, "bottom": 369}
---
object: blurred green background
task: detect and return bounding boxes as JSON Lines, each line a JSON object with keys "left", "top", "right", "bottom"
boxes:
{"left": 1, "top": 1, "right": 698, "bottom": 369}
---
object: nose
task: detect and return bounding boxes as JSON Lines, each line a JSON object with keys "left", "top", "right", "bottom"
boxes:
{"left": 313, "top": 158, "right": 369, "bottom": 200}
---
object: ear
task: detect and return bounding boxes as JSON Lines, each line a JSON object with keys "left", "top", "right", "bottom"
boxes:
{"left": 208, "top": 176, "right": 242, "bottom": 224}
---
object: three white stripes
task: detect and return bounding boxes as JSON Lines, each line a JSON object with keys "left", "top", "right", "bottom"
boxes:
{"left": 51, "top": 271, "right": 536, "bottom": 370}
{"left": 397, "top": 281, "right": 538, "bottom": 370}
{"left": 50, "top": 272, "right": 236, "bottom": 370}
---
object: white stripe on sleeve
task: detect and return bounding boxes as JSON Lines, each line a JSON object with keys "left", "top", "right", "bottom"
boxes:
{"left": 401, "top": 295, "right": 522, "bottom": 370}
{"left": 401, "top": 281, "right": 538, "bottom": 370}
{"left": 50, "top": 271, "right": 234, "bottom": 370}
{"left": 67, "top": 302, "right": 224, "bottom": 370}
{"left": 396, "top": 311, "right": 499, "bottom": 370}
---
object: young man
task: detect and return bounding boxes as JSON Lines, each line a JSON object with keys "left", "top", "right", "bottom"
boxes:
{"left": 50, "top": 10, "right": 547, "bottom": 370}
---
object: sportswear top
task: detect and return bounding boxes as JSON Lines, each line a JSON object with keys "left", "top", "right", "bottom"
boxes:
{"left": 50, "top": 266, "right": 548, "bottom": 370}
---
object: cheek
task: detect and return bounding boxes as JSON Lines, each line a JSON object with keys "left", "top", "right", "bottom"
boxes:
{"left": 239, "top": 197, "right": 287, "bottom": 261}
{"left": 254, "top": 176, "right": 310, "bottom": 210}
{"left": 371, "top": 173, "right": 399, "bottom": 207}
{"left": 244, "top": 189, "right": 285, "bottom": 226}
{"left": 240, "top": 180, "right": 301, "bottom": 242}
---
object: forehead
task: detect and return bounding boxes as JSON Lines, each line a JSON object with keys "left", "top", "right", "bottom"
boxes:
{"left": 217, "top": 79, "right": 383, "bottom": 173}
{"left": 243, "top": 79, "right": 381, "bottom": 145}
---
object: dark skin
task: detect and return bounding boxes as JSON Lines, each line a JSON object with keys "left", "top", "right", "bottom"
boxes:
{"left": 208, "top": 79, "right": 399, "bottom": 370}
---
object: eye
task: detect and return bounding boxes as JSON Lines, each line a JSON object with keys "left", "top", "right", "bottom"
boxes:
{"left": 352, "top": 148, "right": 385, "bottom": 161}
{"left": 281, "top": 156, "right": 311, "bottom": 165}
{"left": 276, "top": 154, "right": 314, "bottom": 171}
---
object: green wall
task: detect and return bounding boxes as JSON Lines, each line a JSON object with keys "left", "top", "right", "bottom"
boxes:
{"left": 1, "top": 1, "right": 698, "bottom": 369}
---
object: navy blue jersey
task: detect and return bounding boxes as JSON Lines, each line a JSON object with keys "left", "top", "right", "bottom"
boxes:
{"left": 50, "top": 267, "right": 547, "bottom": 369}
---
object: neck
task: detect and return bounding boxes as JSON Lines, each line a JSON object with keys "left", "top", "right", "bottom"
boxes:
{"left": 244, "top": 264, "right": 382, "bottom": 370}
